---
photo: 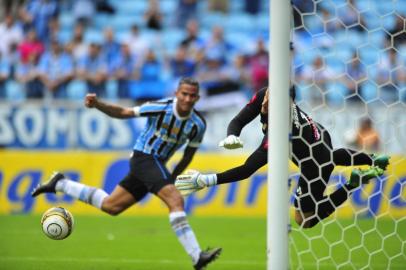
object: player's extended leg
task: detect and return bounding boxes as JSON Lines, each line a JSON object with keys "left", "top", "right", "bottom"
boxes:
{"left": 100, "top": 185, "right": 136, "bottom": 215}
{"left": 294, "top": 160, "right": 333, "bottom": 229}
{"left": 156, "top": 184, "right": 221, "bottom": 270}
{"left": 293, "top": 126, "right": 386, "bottom": 228}
{"left": 31, "top": 172, "right": 137, "bottom": 215}
{"left": 333, "top": 148, "right": 390, "bottom": 169}
{"left": 310, "top": 125, "right": 390, "bottom": 170}
{"left": 295, "top": 166, "right": 384, "bottom": 228}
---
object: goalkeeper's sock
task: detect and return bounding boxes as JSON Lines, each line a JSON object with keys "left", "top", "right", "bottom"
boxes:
{"left": 316, "top": 188, "right": 350, "bottom": 220}
{"left": 169, "top": 211, "right": 201, "bottom": 264}
{"left": 56, "top": 179, "right": 108, "bottom": 209}
{"left": 332, "top": 148, "right": 373, "bottom": 166}
{"left": 317, "top": 166, "right": 384, "bottom": 219}
{"left": 198, "top": 174, "right": 217, "bottom": 187}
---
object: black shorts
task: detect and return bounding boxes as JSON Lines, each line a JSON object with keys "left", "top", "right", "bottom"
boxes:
{"left": 119, "top": 151, "right": 173, "bottom": 202}
{"left": 293, "top": 178, "right": 326, "bottom": 212}
{"left": 292, "top": 125, "right": 334, "bottom": 213}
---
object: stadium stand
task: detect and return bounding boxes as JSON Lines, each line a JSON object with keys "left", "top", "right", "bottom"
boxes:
{"left": 0, "top": 0, "right": 404, "bottom": 104}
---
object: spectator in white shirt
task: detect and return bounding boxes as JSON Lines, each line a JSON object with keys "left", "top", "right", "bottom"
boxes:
{"left": 0, "top": 14, "right": 23, "bottom": 56}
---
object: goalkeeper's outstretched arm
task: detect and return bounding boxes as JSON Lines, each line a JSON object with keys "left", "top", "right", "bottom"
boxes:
{"left": 175, "top": 142, "right": 268, "bottom": 196}
{"left": 219, "top": 89, "right": 265, "bottom": 149}
{"left": 226, "top": 90, "right": 264, "bottom": 136}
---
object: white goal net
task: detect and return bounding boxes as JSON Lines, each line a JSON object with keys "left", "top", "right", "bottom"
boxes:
{"left": 288, "top": 0, "right": 405, "bottom": 269}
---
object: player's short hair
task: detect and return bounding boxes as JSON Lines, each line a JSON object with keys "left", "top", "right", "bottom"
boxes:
{"left": 178, "top": 77, "right": 200, "bottom": 91}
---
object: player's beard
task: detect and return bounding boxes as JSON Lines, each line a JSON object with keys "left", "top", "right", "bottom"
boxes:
{"left": 261, "top": 89, "right": 269, "bottom": 114}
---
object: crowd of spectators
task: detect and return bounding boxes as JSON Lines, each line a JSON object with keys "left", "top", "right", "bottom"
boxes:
{"left": 0, "top": 0, "right": 404, "bottom": 106}
{"left": 0, "top": 0, "right": 270, "bottom": 102}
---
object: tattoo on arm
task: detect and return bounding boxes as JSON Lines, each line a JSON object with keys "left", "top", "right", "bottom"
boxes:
{"left": 95, "top": 101, "right": 134, "bottom": 119}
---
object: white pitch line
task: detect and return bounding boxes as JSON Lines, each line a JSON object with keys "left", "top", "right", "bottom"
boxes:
{"left": 0, "top": 256, "right": 263, "bottom": 266}
{"left": 1, "top": 257, "right": 404, "bottom": 268}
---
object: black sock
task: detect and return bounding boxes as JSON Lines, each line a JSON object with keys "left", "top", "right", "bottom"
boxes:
{"left": 333, "top": 149, "right": 373, "bottom": 166}
{"left": 317, "top": 185, "right": 354, "bottom": 219}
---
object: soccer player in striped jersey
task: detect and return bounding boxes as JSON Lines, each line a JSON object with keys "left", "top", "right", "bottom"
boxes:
{"left": 32, "top": 78, "right": 221, "bottom": 269}
{"left": 175, "top": 86, "right": 390, "bottom": 229}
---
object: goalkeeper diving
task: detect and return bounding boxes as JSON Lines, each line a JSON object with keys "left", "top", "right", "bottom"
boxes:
{"left": 175, "top": 86, "right": 390, "bottom": 228}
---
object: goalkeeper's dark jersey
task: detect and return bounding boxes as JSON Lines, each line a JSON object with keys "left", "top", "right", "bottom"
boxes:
{"left": 227, "top": 87, "right": 321, "bottom": 147}
{"left": 218, "top": 86, "right": 374, "bottom": 215}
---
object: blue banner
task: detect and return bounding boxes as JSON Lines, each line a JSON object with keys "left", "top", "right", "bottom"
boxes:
{"left": 0, "top": 104, "right": 142, "bottom": 149}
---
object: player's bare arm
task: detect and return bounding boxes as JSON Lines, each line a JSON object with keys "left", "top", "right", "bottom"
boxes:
{"left": 85, "top": 93, "right": 135, "bottom": 119}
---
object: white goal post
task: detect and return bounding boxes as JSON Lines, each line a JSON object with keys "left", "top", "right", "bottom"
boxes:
{"left": 267, "top": 0, "right": 405, "bottom": 269}
{"left": 267, "top": 0, "right": 291, "bottom": 269}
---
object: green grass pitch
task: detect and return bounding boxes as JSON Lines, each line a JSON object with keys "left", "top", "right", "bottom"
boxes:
{"left": 0, "top": 215, "right": 404, "bottom": 270}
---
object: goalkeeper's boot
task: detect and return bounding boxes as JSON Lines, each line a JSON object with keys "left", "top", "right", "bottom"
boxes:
{"left": 194, "top": 247, "right": 222, "bottom": 270}
{"left": 347, "top": 166, "right": 384, "bottom": 188}
{"left": 372, "top": 154, "right": 390, "bottom": 170}
{"left": 31, "top": 172, "right": 65, "bottom": 197}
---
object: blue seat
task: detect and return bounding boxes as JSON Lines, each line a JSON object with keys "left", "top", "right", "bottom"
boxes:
{"left": 84, "top": 28, "right": 103, "bottom": 44}
{"left": 303, "top": 15, "right": 324, "bottom": 35}
{"left": 162, "top": 29, "right": 184, "bottom": 52}
{"left": 111, "top": 15, "right": 142, "bottom": 32}
{"left": 229, "top": 0, "right": 244, "bottom": 12}
{"left": 224, "top": 13, "right": 257, "bottom": 33}
{"left": 395, "top": 1, "right": 406, "bottom": 14}
{"left": 318, "top": 0, "right": 336, "bottom": 13}
{"left": 376, "top": 0, "right": 395, "bottom": 16}
{"left": 6, "top": 80, "right": 25, "bottom": 101}
{"left": 294, "top": 83, "right": 309, "bottom": 102}
{"left": 301, "top": 49, "right": 319, "bottom": 65}
{"left": 360, "top": 81, "right": 378, "bottom": 102}
{"left": 399, "top": 46, "right": 406, "bottom": 62}
{"left": 332, "top": 43, "right": 354, "bottom": 63}
{"left": 325, "top": 56, "right": 345, "bottom": 73}
{"left": 59, "top": 12, "right": 74, "bottom": 31}
{"left": 296, "top": 81, "right": 323, "bottom": 103}
{"left": 225, "top": 32, "right": 251, "bottom": 52}
{"left": 368, "top": 30, "right": 386, "bottom": 46}
{"left": 92, "top": 14, "right": 110, "bottom": 30}
{"left": 358, "top": 45, "right": 380, "bottom": 65}
{"left": 399, "top": 84, "right": 406, "bottom": 102}
{"left": 381, "top": 15, "right": 396, "bottom": 31}
{"left": 329, "top": 0, "right": 347, "bottom": 7}
{"left": 106, "top": 80, "right": 118, "bottom": 100}
{"left": 353, "top": 0, "right": 370, "bottom": 12}
{"left": 346, "top": 31, "right": 366, "bottom": 48}
{"left": 58, "top": 28, "right": 72, "bottom": 44}
{"left": 112, "top": 0, "right": 147, "bottom": 16}
{"left": 67, "top": 80, "right": 87, "bottom": 100}
{"left": 130, "top": 80, "right": 167, "bottom": 100}
{"left": 256, "top": 13, "right": 269, "bottom": 32}
{"left": 362, "top": 10, "right": 381, "bottom": 30}
{"left": 201, "top": 12, "right": 227, "bottom": 29}
{"left": 326, "top": 82, "right": 348, "bottom": 105}
{"left": 160, "top": 0, "right": 177, "bottom": 15}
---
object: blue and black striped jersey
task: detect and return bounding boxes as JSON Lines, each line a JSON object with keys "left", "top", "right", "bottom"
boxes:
{"left": 133, "top": 98, "right": 206, "bottom": 161}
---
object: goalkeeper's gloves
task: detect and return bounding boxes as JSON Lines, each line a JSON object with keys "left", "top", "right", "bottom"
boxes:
{"left": 218, "top": 135, "right": 243, "bottom": 149}
{"left": 175, "top": 170, "right": 217, "bottom": 196}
